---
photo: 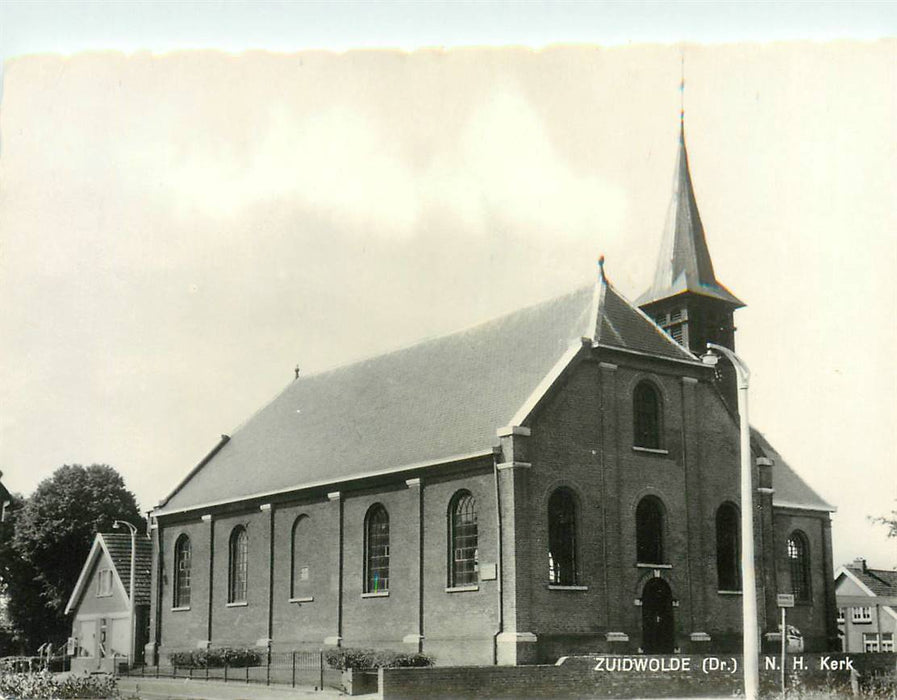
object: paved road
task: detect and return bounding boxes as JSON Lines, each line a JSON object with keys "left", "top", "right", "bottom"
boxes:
{"left": 117, "top": 677, "right": 345, "bottom": 700}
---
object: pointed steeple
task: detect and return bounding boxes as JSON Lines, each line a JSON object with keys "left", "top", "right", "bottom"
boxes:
{"left": 637, "top": 125, "right": 743, "bottom": 308}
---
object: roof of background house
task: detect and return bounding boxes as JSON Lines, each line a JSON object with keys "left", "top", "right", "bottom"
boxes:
{"left": 841, "top": 563, "right": 897, "bottom": 597}
{"left": 158, "top": 273, "right": 831, "bottom": 517}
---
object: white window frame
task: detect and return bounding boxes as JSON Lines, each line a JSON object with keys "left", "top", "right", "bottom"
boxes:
{"left": 852, "top": 606, "right": 872, "bottom": 623}
{"left": 836, "top": 608, "right": 845, "bottom": 623}
{"left": 96, "top": 569, "right": 113, "bottom": 597}
{"left": 862, "top": 632, "right": 879, "bottom": 652}
{"left": 882, "top": 633, "right": 894, "bottom": 653}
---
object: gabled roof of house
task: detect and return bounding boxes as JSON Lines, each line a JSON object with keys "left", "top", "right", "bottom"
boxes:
{"left": 157, "top": 268, "right": 831, "bottom": 519}
{"left": 750, "top": 428, "right": 836, "bottom": 512}
{"left": 839, "top": 564, "right": 897, "bottom": 598}
{"left": 637, "top": 125, "right": 743, "bottom": 309}
{"left": 64, "top": 531, "right": 153, "bottom": 614}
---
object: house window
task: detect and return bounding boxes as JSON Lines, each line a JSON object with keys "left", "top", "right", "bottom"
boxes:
{"left": 636, "top": 496, "right": 665, "bottom": 564}
{"left": 863, "top": 633, "right": 880, "bottom": 652}
{"left": 364, "top": 504, "right": 389, "bottom": 593}
{"left": 173, "top": 535, "right": 191, "bottom": 608}
{"left": 633, "top": 381, "right": 662, "bottom": 449}
{"left": 548, "top": 488, "right": 578, "bottom": 585}
{"left": 837, "top": 608, "right": 845, "bottom": 623}
{"left": 882, "top": 633, "right": 894, "bottom": 653}
{"left": 228, "top": 525, "right": 248, "bottom": 604}
{"left": 96, "top": 569, "right": 113, "bottom": 597}
{"left": 448, "top": 491, "right": 478, "bottom": 587}
{"left": 852, "top": 606, "right": 872, "bottom": 623}
{"left": 291, "top": 515, "right": 310, "bottom": 598}
{"left": 716, "top": 503, "right": 740, "bottom": 591}
{"left": 787, "top": 531, "right": 811, "bottom": 602}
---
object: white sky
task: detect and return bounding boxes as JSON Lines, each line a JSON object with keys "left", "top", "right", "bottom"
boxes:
{"left": 0, "top": 2, "right": 895, "bottom": 571}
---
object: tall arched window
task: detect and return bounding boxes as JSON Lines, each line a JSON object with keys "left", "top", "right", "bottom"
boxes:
{"left": 364, "top": 505, "right": 389, "bottom": 593}
{"left": 228, "top": 525, "right": 248, "bottom": 604}
{"left": 787, "top": 531, "right": 811, "bottom": 602}
{"left": 448, "top": 491, "right": 478, "bottom": 587}
{"left": 173, "top": 535, "right": 191, "bottom": 608}
{"left": 633, "top": 381, "right": 662, "bottom": 449}
{"left": 291, "top": 515, "right": 310, "bottom": 598}
{"left": 716, "top": 503, "right": 741, "bottom": 591}
{"left": 548, "top": 488, "right": 578, "bottom": 585}
{"left": 636, "top": 496, "right": 665, "bottom": 564}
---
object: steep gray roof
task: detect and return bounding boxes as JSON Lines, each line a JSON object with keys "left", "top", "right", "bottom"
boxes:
{"left": 843, "top": 564, "right": 897, "bottom": 598}
{"left": 101, "top": 532, "right": 153, "bottom": 606}
{"left": 637, "top": 125, "right": 744, "bottom": 308}
{"left": 159, "top": 273, "right": 828, "bottom": 517}
{"left": 751, "top": 428, "right": 835, "bottom": 512}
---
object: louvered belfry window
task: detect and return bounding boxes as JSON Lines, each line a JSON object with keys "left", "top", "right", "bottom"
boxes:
{"left": 228, "top": 526, "right": 248, "bottom": 604}
{"left": 548, "top": 488, "right": 578, "bottom": 585}
{"left": 633, "top": 381, "right": 662, "bottom": 449}
{"left": 364, "top": 505, "right": 390, "bottom": 593}
{"left": 788, "top": 531, "right": 811, "bottom": 602}
{"left": 449, "top": 491, "right": 478, "bottom": 587}
{"left": 174, "top": 534, "right": 192, "bottom": 607}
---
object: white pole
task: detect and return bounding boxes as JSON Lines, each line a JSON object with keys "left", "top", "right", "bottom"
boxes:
{"left": 707, "top": 343, "right": 759, "bottom": 700}
{"left": 781, "top": 606, "right": 786, "bottom": 696}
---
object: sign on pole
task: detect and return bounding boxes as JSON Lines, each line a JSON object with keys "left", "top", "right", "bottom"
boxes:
{"left": 777, "top": 593, "right": 795, "bottom": 608}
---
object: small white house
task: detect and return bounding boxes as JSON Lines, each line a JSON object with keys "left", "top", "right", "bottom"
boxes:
{"left": 835, "top": 558, "right": 897, "bottom": 653}
{"left": 64, "top": 532, "right": 152, "bottom": 673}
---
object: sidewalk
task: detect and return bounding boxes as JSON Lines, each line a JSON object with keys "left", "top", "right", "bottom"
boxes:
{"left": 117, "top": 677, "right": 345, "bottom": 700}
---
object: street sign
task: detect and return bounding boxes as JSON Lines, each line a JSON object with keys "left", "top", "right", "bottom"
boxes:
{"left": 777, "top": 593, "right": 795, "bottom": 608}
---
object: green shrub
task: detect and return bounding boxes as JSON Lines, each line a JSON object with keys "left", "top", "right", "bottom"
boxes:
{"left": 0, "top": 670, "right": 118, "bottom": 699}
{"left": 167, "top": 647, "right": 262, "bottom": 668}
{"left": 323, "top": 647, "right": 434, "bottom": 671}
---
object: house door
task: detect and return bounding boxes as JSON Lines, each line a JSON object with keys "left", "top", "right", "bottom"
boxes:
{"left": 641, "top": 578, "right": 674, "bottom": 653}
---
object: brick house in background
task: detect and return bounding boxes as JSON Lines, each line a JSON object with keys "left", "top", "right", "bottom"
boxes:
{"left": 65, "top": 532, "right": 152, "bottom": 672}
{"left": 835, "top": 559, "right": 896, "bottom": 653}
{"left": 145, "top": 125, "right": 838, "bottom": 666}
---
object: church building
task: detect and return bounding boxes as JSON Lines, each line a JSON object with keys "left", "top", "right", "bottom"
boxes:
{"left": 145, "top": 125, "right": 838, "bottom": 666}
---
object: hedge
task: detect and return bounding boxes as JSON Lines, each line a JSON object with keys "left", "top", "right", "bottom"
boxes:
{"left": 324, "top": 647, "right": 434, "bottom": 671}
{"left": 167, "top": 647, "right": 262, "bottom": 668}
{"left": 0, "top": 670, "right": 118, "bottom": 699}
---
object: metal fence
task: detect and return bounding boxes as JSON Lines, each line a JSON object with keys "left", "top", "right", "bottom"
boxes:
{"left": 124, "top": 650, "right": 339, "bottom": 691}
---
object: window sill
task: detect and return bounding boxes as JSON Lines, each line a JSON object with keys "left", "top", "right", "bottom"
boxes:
{"left": 718, "top": 590, "right": 743, "bottom": 596}
{"left": 171, "top": 606, "right": 191, "bottom": 612}
{"left": 289, "top": 596, "right": 314, "bottom": 604}
{"left": 548, "top": 585, "right": 589, "bottom": 591}
{"left": 226, "top": 601, "right": 248, "bottom": 607}
{"left": 361, "top": 591, "right": 389, "bottom": 598}
{"left": 632, "top": 446, "right": 669, "bottom": 455}
{"left": 636, "top": 563, "right": 672, "bottom": 569}
{"left": 445, "top": 585, "right": 479, "bottom": 593}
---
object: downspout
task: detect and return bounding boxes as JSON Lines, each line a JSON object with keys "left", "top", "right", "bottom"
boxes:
{"left": 492, "top": 448, "right": 504, "bottom": 665}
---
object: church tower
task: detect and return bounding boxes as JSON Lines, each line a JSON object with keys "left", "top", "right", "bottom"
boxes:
{"left": 637, "top": 124, "right": 744, "bottom": 408}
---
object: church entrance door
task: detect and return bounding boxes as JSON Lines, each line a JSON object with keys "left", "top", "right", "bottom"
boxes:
{"left": 641, "top": 578, "right": 674, "bottom": 653}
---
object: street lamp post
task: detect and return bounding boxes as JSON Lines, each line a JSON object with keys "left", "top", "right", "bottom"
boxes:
{"left": 702, "top": 342, "right": 759, "bottom": 700}
{"left": 113, "top": 520, "right": 138, "bottom": 668}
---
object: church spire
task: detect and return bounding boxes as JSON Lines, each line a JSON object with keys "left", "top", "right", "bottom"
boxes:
{"left": 637, "top": 124, "right": 743, "bottom": 309}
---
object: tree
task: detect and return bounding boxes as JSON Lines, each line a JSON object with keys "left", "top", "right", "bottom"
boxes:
{"left": 5, "top": 464, "right": 144, "bottom": 650}
{"left": 870, "top": 506, "right": 897, "bottom": 539}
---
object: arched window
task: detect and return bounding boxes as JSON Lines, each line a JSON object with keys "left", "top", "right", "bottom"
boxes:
{"left": 291, "top": 515, "right": 310, "bottom": 598}
{"left": 364, "top": 505, "right": 389, "bottom": 593}
{"left": 173, "top": 534, "right": 191, "bottom": 608}
{"left": 787, "top": 531, "right": 811, "bottom": 602}
{"left": 633, "top": 381, "right": 662, "bottom": 449}
{"left": 228, "top": 525, "right": 248, "bottom": 604}
{"left": 448, "top": 491, "right": 478, "bottom": 587}
{"left": 548, "top": 488, "right": 578, "bottom": 585}
{"left": 716, "top": 503, "right": 740, "bottom": 591}
{"left": 636, "top": 496, "right": 665, "bottom": 564}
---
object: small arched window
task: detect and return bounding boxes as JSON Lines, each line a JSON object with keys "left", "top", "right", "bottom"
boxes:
{"left": 636, "top": 496, "right": 665, "bottom": 564}
{"left": 291, "top": 515, "right": 310, "bottom": 598}
{"left": 633, "top": 381, "right": 662, "bottom": 449}
{"left": 448, "top": 491, "right": 478, "bottom": 587}
{"left": 173, "top": 535, "right": 191, "bottom": 608}
{"left": 548, "top": 488, "right": 578, "bottom": 585}
{"left": 716, "top": 503, "right": 741, "bottom": 591}
{"left": 787, "top": 531, "right": 811, "bottom": 602}
{"left": 228, "top": 525, "right": 248, "bottom": 604}
{"left": 364, "top": 505, "right": 389, "bottom": 593}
